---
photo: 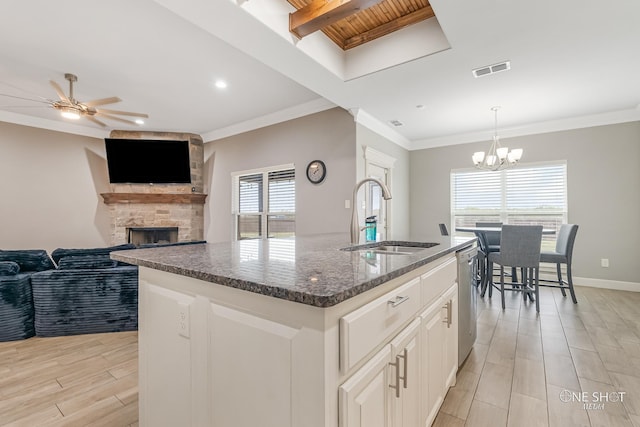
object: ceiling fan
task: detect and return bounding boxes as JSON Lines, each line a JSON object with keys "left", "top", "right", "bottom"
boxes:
{"left": 0, "top": 72, "right": 148, "bottom": 127}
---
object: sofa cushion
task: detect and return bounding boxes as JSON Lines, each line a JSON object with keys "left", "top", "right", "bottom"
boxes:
{"left": 57, "top": 255, "right": 118, "bottom": 270}
{"left": 0, "top": 249, "right": 55, "bottom": 272}
{"left": 0, "top": 261, "right": 20, "bottom": 276}
{"left": 51, "top": 243, "right": 136, "bottom": 264}
{"left": 0, "top": 273, "right": 36, "bottom": 341}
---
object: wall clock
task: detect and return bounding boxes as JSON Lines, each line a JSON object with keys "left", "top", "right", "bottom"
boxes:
{"left": 306, "top": 160, "right": 326, "bottom": 184}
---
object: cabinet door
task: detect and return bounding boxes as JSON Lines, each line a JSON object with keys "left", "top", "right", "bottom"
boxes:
{"left": 339, "top": 346, "right": 392, "bottom": 427}
{"left": 208, "top": 302, "right": 303, "bottom": 427}
{"left": 420, "top": 297, "right": 445, "bottom": 427}
{"left": 389, "top": 318, "right": 421, "bottom": 427}
{"left": 139, "top": 282, "right": 196, "bottom": 427}
{"left": 442, "top": 283, "right": 459, "bottom": 389}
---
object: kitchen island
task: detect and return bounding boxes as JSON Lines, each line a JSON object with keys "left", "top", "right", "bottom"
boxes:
{"left": 112, "top": 233, "right": 475, "bottom": 427}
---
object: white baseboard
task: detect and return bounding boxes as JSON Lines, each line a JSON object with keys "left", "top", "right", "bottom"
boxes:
{"left": 574, "top": 276, "right": 640, "bottom": 292}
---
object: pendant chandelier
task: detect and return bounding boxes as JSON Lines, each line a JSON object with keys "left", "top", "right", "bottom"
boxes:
{"left": 472, "top": 106, "right": 523, "bottom": 171}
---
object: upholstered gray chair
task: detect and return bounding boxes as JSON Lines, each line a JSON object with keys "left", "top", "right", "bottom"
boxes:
{"left": 540, "top": 224, "right": 579, "bottom": 303}
{"left": 476, "top": 222, "right": 502, "bottom": 296}
{"left": 488, "top": 225, "right": 543, "bottom": 311}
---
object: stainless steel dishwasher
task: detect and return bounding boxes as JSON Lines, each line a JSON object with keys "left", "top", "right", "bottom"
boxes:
{"left": 457, "top": 245, "right": 478, "bottom": 367}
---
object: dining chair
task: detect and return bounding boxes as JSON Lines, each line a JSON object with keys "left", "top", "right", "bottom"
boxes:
{"left": 476, "top": 222, "right": 502, "bottom": 295}
{"left": 439, "top": 223, "right": 449, "bottom": 236}
{"left": 487, "top": 225, "right": 543, "bottom": 311}
{"left": 540, "top": 224, "right": 579, "bottom": 303}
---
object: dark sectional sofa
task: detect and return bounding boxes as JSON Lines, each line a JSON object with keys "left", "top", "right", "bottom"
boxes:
{"left": 0, "top": 244, "right": 138, "bottom": 341}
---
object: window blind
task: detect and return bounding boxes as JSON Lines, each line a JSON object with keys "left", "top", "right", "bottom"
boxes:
{"left": 451, "top": 162, "right": 567, "bottom": 250}
{"left": 268, "top": 169, "right": 295, "bottom": 213}
{"left": 238, "top": 173, "right": 263, "bottom": 213}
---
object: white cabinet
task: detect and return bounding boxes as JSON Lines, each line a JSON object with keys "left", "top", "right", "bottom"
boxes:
{"left": 138, "top": 251, "right": 465, "bottom": 427}
{"left": 339, "top": 346, "right": 392, "bottom": 427}
{"left": 442, "top": 284, "right": 458, "bottom": 389}
{"left": 419, "top": 297, "right": 445, "bottom": 427}
{"left": 339, "top": 318, "right": 421, "bottom": 427}
{"left": 389, "top": 318, "right": 421, "bottom": 427}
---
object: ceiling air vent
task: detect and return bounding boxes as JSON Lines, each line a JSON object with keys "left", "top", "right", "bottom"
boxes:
{"left": 472, "top": 61, "right": 511, "bottom": 78}
{"left": 390, "top": 119, "right": 404, "bottom": 127}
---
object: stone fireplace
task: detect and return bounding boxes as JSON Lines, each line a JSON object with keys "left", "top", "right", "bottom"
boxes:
{"left": 101, "top": 131, "right": 207, "bottom": 246}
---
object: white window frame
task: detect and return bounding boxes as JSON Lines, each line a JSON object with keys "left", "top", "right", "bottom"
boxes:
{"left": 231, "top": 163, "right": 295, "bottom": 240}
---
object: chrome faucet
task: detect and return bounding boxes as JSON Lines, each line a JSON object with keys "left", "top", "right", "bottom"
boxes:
{"left": 350, "top": 177, "right": 392, "bottom": 244}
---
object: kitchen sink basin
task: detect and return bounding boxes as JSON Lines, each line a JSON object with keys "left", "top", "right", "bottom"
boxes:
{"left": 340, "top": 241, "right": 439, "bottom": 255}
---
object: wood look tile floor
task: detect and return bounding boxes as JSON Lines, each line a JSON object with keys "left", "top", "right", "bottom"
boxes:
{"left": 2, "top": 285, "right": 640, "bottom": 426}
{"left": 436, "top": 285, "right": 640, "bottom": 427}
{"left": 0, "top": 331, "right": 138, "bottom": 426}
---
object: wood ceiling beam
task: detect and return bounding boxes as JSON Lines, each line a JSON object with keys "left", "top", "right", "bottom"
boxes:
{"left": 290, "top": 0, "right": 385, "bottom": 39}
{"left": 342, "top": 5, "right": 434, "bottom": 49}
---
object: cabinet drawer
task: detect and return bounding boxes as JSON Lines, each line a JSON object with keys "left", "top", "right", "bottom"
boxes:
{"left": 340, "top": 277, "right": 421, "bottom": 372}
{"left": 422, "top": 256, "right": 457, "bottom": 306}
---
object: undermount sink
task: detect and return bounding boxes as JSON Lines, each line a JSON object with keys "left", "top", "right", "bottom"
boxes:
{"left": 340, "top": 241, "right": 439, "bottom": 255}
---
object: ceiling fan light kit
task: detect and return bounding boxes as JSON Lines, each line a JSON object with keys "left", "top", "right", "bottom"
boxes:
{"left": 472, "top": 106, "right": 523, "bottom": 171}
{"left": 47, "top": 73, "right": 148, "bottom": 127}
{"left": 59, "top": 106, "right": 81, "bottom": 120}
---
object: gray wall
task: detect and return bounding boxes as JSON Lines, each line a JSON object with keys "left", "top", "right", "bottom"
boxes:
{"left": 356, "top": 124, "right": 411, "bottom": 239}
{"left": 203, "top": 108, "right": 356, "bottom": 243}
{"left": 410, "top": 121, "right": 640, "bottom": 284}
{"left": 0, "top": 121, "right": 111, "bottom": 252}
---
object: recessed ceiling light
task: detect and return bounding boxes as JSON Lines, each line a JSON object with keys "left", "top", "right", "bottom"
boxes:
{"left": 390, "top": 119, "right": 404, "bottom": 127}
{"left": 215, "top": 80, "right": 228, "bottom": 89}
{"left": 135, "top": 119, "right": 145, "bottom": 125}
{"left": 416, "top": 104, "right": 425, "bottom": 110}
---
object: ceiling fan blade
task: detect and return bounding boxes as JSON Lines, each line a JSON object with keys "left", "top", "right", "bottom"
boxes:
{"left": 0, "top": 93, "right": 51, "bottom": 104}
{"left": 83, "top": 97, "right": 121, "bottom": 107}
{"left": 95, "top": 112, "right": 138, "bottom": 125}
{"left": 85, "top": 115, "right": 107, "bottom": 127}
{"left": 49, "top": 80, "right": 70, "bottom": 103}
{"left": 95, "top": 108, "right": 148, "bottom": 118}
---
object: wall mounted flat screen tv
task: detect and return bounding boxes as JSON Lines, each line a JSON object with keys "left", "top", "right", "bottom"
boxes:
{"left": 105, "top": 138, "right": 191, "bottom": 184}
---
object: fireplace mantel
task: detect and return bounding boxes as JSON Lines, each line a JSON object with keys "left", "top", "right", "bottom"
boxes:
{"left": 101, "top": 193, "right": 207, "bottom": 205}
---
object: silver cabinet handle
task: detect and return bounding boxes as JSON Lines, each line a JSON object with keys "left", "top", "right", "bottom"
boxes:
{"left": 398, "top": 348, "right": 408, "bottom": 389}
{"left": 388, "top": 295, "right": 410, "bottom": 307}
{"left": 442, "top": 301, "right": 452, "bottom": 328}
{"left": 389, "top": 356, "right": 401, "bottom": 398}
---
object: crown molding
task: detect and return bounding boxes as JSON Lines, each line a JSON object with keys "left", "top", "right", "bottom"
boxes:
{"left": 0, "top": 110, "right": 109, "bottom": 139}
{"left": 410, "top": 107, "right": 640, "bottom": 150}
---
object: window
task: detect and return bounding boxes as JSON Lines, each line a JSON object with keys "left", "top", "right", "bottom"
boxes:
{"left": 233, "top": 165, "right": 295, "bottom": 240}
{"left": 451, "top": 161, "right": 567, "bottom": 250}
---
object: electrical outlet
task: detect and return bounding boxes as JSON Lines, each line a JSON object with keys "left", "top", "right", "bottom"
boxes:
{"left": 177, "top": 302, "right": 190, "bottom": 338}
{"left": 345, "top": 199, "right": 350, "bottom": 209}
{"left": 601, "top": 258, "right": 609, "bottom": 268}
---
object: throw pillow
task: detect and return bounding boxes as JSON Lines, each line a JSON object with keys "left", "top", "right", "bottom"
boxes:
{"left": 0, "top": 261, "right": 20, "bottom": 276}
{"left": 0, "top": 249, "right": 55, "bottom": 272}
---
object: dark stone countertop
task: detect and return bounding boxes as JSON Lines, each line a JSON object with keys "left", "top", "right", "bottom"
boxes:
{"left": 111, "top": 233, "right": 475, "bottom": 308}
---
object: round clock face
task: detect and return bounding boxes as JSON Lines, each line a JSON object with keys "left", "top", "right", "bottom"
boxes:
{"left": 306, "top": 160, "right": 326, "bottom": 184}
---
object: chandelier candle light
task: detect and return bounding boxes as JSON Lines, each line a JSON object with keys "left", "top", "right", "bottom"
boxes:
{"left": 472, "top": 106, "right": 523, "bottom": 171}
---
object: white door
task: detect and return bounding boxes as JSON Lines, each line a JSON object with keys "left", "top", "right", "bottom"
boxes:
{"left": 339, "top": 346, "right": 392, "bottom": 427}
{"left": 366, "top": 163, "right": 389, "bottom": 241}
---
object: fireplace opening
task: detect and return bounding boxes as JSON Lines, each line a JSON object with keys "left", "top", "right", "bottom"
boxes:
{"left": 128, "top": 227, "right": 178, "bottom": 246}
